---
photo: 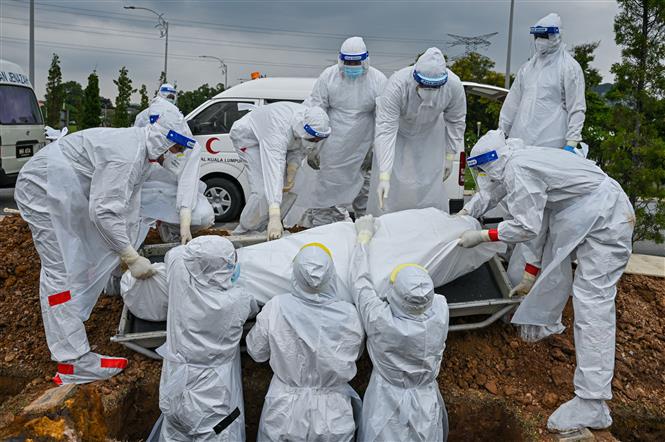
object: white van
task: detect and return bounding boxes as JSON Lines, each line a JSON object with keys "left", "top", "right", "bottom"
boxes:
{"left": 186, "top": 77, "right": 508, "bottom": 222}
{"left": 0, "top": 60, "right": 45, "bottom": 187}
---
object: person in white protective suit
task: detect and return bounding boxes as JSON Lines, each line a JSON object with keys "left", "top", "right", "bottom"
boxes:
{"left": 135, "top": 98, "right": 215, "bottom": 245}
{"left": 299, "top": 36, "right": 387, "bottom": 225}
{"left": 458, "top": 130, "right": 634, "bottom": 433}
{"left": 134, "top": 83, "right": 178, "bottom": 128}
{"left": 499, "top": 13, "right": 586, "bottom": 152}
{"left": 246, "top": 242, "right": 364, "bottom": 441}
{"left": 158, "top": 236, "right": 257, "bottom": 442}
{"left": 230, "top": 103, "right": 331, "bottom": 240}
{"left": 368, "top": 47, "right": 466, "bottom": 215}
{"left": 350, "top": 214, "right": 450, "bottom": 441}
{"left": 15, "top": 100, "right": 195, "bottom": 385}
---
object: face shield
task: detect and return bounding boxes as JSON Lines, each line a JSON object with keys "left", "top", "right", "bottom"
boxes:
{"left": 530, "top": 13, "right": 563, "bottom": 56}
{"left": 157, "top": 84, "right": 177, "bottom": 104}
{"left": 338, "top": 36, "right": 369, "bottom": 79}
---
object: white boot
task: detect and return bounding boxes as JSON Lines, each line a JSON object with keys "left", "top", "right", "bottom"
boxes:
{"left": 53, "top": 352, "right": 127, "bottom": 385}
{"left": 547, "top": 396, "right": 612, "bottom": 433}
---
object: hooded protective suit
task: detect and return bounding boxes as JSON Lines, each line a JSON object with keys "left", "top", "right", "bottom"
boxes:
{"left": 499, "top": 13, "right": 586, "bottom": 148}
{"left": 368, "top": 47, "right": 466, "bottom": 215}
{"left": 297, "top": 37, "right": 387, "bottom": 225}
{"left": 230, "top": 102, "right": 330, "bottom": 234}
{"left": 135, "top": 98, "right": 214, "bottom": 243}
{"left": 246, "top": 244, "right": 364, "bottom": 442}
{"left": 350, "top": 221, "right": 450, "bottom": 441}
{"left": 461, "top": 130, "right": 634, "bottom": 432}
{"left": 15, "top": 103, "right": 191, "bottom": 383}
{"left": 134, "top": 83, "right": 178, "bottom": 127}
{"left": 158, "top": 236, "right": 258, "bottom": 441}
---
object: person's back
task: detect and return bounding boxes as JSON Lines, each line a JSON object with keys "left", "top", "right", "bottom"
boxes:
{"left": 230, "top": 101, "right": 303, "bottom": 150}
{"left": 159, "top": 236, "right": 256, "bottom": 441}
{"left": 350, "top": 216, "right": 450, "bottom": 441}
{"left": 247, "top": 243, "right": 364, "bottom": 442}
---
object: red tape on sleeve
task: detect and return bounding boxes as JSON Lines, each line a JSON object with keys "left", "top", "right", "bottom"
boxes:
{"left": 57, "top": 363, "right": 75, "bottom": 375}
{"left": 52, "top": 374, "right": 63, "bottom": 385}
{"left": 488, "top": 229, "right": 500, "bottom": 242}
{"left": 525, "top": 264, "right": 540, "bottom": 276}
{"left": 48, "top": 291, "right": 71, "bottom": 307}
{"left": 101, "top": 358, "right": 128, "bottom": 370}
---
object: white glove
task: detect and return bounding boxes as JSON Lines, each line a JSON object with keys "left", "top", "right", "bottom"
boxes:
{"left": 283, "top": 163, "right": 299, "bottom": 192}
{"left": 355, "top": 215, "right": 376, "bottom": 244}
{"left": 307, "top": 149, "right": 320, "bottom": 170}
{"left": 509, "top": 271, "right": 537, "bottom": 297}
{"left": 454, "top": 208, "right": 469, "bottom": 217}
{"left": 443, "top": 152, "right": 455, "bottom": 181}
{"left": 267, "top": 204, "right": 283, "bottom": 241}
{"left": 179, "top": 208, "right": 192, "bottom": 245}
{"left": 458, "top": 230, "right": 491, "bottom": 248}
{"left": 120, "top": 246, "right": 156, "bottom": 280}
{"left": 377, "top": 172, "right": 390, "bottom": 210}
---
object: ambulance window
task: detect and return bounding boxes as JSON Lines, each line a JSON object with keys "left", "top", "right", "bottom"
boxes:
{"left": 0, "top": 85, "right": 43, "bottom": 125}
{"left": 188, "top": 101, "right": 253, "bottom": 136}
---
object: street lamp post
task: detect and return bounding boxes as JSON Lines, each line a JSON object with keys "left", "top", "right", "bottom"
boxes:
{"left": 505, "top": 0, "right": 515, "bottom": 89}
{"left": 199, "top": 55, "right": 228, "bottom": 88}
{"left": 124, "top": 5, "right": 169, "bottom": 81}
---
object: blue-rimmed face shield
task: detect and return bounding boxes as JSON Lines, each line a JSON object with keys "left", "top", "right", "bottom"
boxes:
{"left": 303, "top": 123, "right": 331, "bottom": 141}
{"left": 530, "top": 26, "right": 559, "bottom": 40}
{"left": 467, "top": 150, "right": 499, "bottom": 172}
{"left": 159, "top": 85, "right": 177, "bottom": 103}
{"left": 166, "top": 130, "right": 196, "bottom": 152}
{"left": 413, "top": 69, "right": 448, "bottom": 88}
{"left": 339, "top": 51, "right": 368, "bottom": 64}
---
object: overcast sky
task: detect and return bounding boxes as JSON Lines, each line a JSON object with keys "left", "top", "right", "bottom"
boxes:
{"left": 1, "top": 0, "right": 621, "bottom": 102}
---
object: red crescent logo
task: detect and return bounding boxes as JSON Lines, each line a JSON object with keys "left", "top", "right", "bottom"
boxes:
{"left": 206, "top": 137, "right": 221, "bottom": 154}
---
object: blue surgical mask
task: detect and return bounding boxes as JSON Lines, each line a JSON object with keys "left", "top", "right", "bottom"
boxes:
{"left": 231, "top": 263, "right": 241, "bottom": 284}
{"left": 344, "top": 65, "right": 364, "bottom": 79}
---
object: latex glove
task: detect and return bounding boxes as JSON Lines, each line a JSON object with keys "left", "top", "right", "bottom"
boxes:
{"left": 377, "top": 172, "right": 390, "bottom": 210}
{"left": 355, "top": 215, "right": 376, "bottom": 244}
{"left": 454, "top": 208, "right": 469, "bottom": 217}
{"left": 120, "top": 246, "right": 156, "bottom": 280}
{"left": 283, "top": 163, "right": 299, "bottom": 192}
{"left": 458, "top": 230, "right": 491, "bottom": 248}
{"left": 443, "top": 152, "right": 455, "bottom": 181}
{"left": 267, "top": 204, "right": 283, "bottom": 241}
{"left": 179, "top": 208, "right": 192, "bottom": 245}
{"left": 307, "top": 149, "right": 320, "bottom": 170}
{"left": 509, "top": 271, "right": 537, "bottom": 297}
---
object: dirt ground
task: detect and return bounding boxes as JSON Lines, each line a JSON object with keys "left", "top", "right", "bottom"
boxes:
{"left": 1, "top": 214, "right": 664, "bottom": 441}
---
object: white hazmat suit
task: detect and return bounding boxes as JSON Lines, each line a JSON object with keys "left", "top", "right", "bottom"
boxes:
{"left": 158, "top": 236, "right": 257, "bottom": 441}
{"left": 499, "top": 13, "right": 586, "bottom": 149}
{"left": 230, "top": 102, "right": 330, "bottom": 239}
{"left": 351, "top": 216, "right": 450, "bottom": 441}
{"left": 369, "top": 47, "right": 466, "bottom": 215}
{"left": 295, "top": 37, "right": 387, "bottom": 225}
{"left": 15, "top": 101, "right": 193, "bottom": 384}
{"left": 459, "top": 130, "right": 634, "bottom": 432}
{"left": 135, "top": 97, "right": 214, "bottom": 245}
{"left": 246, "top": 243, "right": 364, "bottom": 442}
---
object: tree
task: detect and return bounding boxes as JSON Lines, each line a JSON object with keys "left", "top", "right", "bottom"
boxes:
{"left": 177, "top": 83, "right": 225, "bottom": 116}
{"left": 571, "top": 42, "right": 612, "bottom": 156}
{"left": 61, "top": 80, "right": 84, "bottom": 126}
{"left": 112, "top": 66, "right": 136, "bottom": 128}
{"left": 139, "top": 84, "right": 150, "bottom": 109}
{"left": 450, "top": 52, "right": 507, "bottom": 148}
{"left": 601, "top": 0, "right": 665, "bottom": 242}
{"left": 44, "top": 53, "right": 64, "bottom": 127}
{"left": 80, "top": 70, "right": 101, "bottom": 129}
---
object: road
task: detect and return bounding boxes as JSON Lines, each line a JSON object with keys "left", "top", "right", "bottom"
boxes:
{"left": 2, "top": 187, "right": 663, "bottom": 256}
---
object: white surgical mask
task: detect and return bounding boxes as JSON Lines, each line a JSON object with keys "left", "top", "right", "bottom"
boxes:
{"left": 535, "top": 38, "right": 556, "bottom": 55}
{"left": 416, "top": 87, "right": 438, "bottom": 105}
